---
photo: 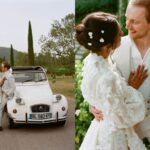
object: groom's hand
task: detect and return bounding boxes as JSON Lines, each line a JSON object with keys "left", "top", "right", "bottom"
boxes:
{"left": 128, "top": 64, "right": 148, "bottom": 89}
{"left": 91, "top": 106, "right": 103, "bottom": 121}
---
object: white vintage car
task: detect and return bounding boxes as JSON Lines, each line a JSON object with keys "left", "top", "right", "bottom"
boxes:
{"left": 7, "top": 66, "right": 68, "bottom": 128}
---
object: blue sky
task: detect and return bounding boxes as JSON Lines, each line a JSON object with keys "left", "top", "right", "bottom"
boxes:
{"left": 0, "top": 0, "right": 74, "bottom": 53}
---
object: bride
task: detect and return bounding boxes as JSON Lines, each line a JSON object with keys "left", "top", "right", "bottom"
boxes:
{"left": 0, "top": 66, "right": 6, "bottom": 103}
{"left": 75, "top": 12, "right": 147, "bottom": 150}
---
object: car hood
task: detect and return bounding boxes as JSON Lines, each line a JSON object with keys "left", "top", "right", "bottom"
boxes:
{"left": 15, "top": 83, "right": 53, "bottom": 105}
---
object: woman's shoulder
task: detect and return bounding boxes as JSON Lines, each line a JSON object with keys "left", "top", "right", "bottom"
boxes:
{"left": 84, "top": 53, "right": 109, "bottom": 71}
{"left": 83, "top": 52, "right": 105, "bottom": 64}
{"left": 83, "top": 53, "right": 108, "bottom": 75}
{"left": 82, "top": 53, "right": 119, "bottom": 85}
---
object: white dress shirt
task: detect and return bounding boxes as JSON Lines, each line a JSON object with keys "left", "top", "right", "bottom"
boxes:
{"left": 130, "top": 40, "right": 150, "bottom": 117}
{"left": 113, "top": 35, "right": 150, "bottom": 139}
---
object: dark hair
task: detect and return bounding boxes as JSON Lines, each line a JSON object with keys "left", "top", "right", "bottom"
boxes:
{"left": 75, "top": 12, "right": 119, "bottom": 53}
{"left": 129, "top": 0, "right": 150, "bottom": 23}
{"left": 2, "top": 62, "right": 11, "bottom": 70}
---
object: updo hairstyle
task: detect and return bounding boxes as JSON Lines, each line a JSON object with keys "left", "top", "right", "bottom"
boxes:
{"left": 75, "top": 12, "right": 119, "bottom": 53}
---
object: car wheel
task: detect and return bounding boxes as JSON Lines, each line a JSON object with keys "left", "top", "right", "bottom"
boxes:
{"left": 8, "top": 117, "right": 15, "bottom": 129}
{"left": 58, "top": 120, "right": 66, "bottom": 126}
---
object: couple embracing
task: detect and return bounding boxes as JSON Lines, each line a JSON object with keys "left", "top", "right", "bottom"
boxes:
{"left": 76, "top": 0, "right": 150, "bottom": 149}
{"left": 0, "top": 62, "right": 16, "bottom": 131}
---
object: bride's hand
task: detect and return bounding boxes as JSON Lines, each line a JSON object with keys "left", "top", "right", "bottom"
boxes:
{"left": 91, "top": 106, "right": 103, "bottom": 121}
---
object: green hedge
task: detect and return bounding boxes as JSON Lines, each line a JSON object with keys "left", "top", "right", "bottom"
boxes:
{"left": 75, "top": 60, "right": 94, "bottom": 150}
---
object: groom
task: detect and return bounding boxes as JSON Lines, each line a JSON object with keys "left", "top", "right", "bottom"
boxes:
{"left": 92, "top": 0, "right": 150, "bottom": 141}
{"left": 0, "top": 62, "right": 16, "bottom": 131}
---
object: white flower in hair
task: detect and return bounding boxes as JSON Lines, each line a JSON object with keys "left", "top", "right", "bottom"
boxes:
{"left": 88, "top": 42, "right": 92, "bottom": 46}
{"left": 101, "top": 30, "right": 104, "bottom": 34}
{"left": 99, "top": 38, "right": 104, "bottom": 43}
{"left": 88, "top": 32, "right": 93, "bottom": 39}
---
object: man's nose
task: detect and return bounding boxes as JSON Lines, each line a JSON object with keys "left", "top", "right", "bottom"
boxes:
{"left": 126, "top": 20, "right": 131, "bottom": 30}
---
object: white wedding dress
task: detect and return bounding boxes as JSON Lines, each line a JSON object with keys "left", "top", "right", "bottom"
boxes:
{"left": 80, "top": 52, "right": 146, "bottom": 150}
{"left": 0, "top": 73, "right": 3, "bottom": 103}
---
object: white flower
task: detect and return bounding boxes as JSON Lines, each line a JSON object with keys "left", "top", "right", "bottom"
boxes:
{"left": 99, "top": 38, "right": 104, "bottom": 43}
{"left": 88, "top": 42, "right": 92, "bottom": 46}
{"left": 75, "top": 109, "right": 81, "bottom": 116}
{"left": 88, "top": 32, "right": 93, "bottom": 39}
{"left": 101, "top": 30, "right": 104, "bottom": 34}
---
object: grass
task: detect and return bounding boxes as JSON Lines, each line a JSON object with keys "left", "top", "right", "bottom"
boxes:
{"left": 48, "top": 75, "right": 74, "bottom": 99}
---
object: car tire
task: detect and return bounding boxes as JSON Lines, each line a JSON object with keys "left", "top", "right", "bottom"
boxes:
{"left": 8, "top": 117, "right": 15, "bottom": 129}
{"left": 58, "top": 120, "right": 66, "bottom": 126}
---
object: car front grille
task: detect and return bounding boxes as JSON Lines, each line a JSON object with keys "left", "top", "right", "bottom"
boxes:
{"left": 31, "top": 104, "right": 50, "bottom": 112}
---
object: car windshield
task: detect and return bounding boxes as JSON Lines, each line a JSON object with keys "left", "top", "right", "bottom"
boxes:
{"left": 13, "top": 71, "right": 47, "bottom": 83}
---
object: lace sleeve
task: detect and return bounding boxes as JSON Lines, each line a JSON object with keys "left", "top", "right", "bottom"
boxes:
{"left": 94, "top": 72, "right": 145, "bottom": 129}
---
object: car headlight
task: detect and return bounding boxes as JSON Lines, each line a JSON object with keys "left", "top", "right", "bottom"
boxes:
{"left": 53, "top": 95, "right": 62, "bottom": 103}
{"left": 16, "top": 97, "right": 22, "bottom": 104}
{"left": 56, "top": 95, "right": 62, "bottom": 101}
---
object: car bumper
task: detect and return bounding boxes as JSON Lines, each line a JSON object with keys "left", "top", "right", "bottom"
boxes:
{"left": 8, "top": 112, "right": 67, "bottom": 124}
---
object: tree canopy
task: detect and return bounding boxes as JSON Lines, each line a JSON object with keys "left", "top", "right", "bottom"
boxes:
{"left": 75, "top": 0, "right": 118, "bottom": 24}
{"left": 38, "top": 13, "right": 75, "bottom": 75}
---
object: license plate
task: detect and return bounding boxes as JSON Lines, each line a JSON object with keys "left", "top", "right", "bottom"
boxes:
{"left": 29, "top": 113, "right": 52, "bottom": 120}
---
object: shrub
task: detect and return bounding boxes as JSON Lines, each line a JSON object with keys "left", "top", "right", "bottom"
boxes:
{"left": 75, "top": 60, "right": 93, "bottom": 150}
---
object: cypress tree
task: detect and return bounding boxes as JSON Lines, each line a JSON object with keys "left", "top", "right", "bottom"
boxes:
{"left": 10, "top": 44, "right": 14, "bottom": 66}
{"left": 28, "top": 21, "right": 35, "bottom": 65}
